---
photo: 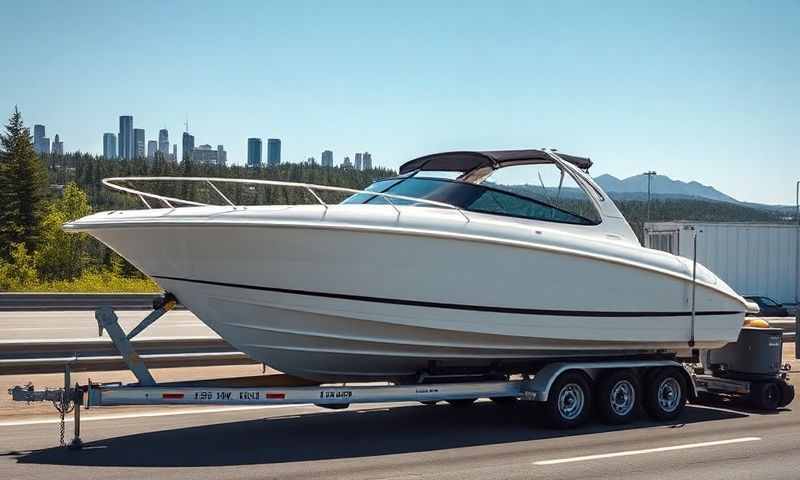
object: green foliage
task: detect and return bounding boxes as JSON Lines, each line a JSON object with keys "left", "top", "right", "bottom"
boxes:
{"left": 0, "top": 107, "right": 49, "bottom": 257}
{"left": 34, "top": 183, "right": 92, "bottom": 280}
{"left": 614, "top": 196, "right": 785, "bottom": 243}
{"left": 0, "top": 243, "right": 38, "bottom": 290}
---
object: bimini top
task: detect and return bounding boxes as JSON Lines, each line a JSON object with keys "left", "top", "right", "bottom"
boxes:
{"left": 398, "top": 149, "right": 592, "bottom": 175}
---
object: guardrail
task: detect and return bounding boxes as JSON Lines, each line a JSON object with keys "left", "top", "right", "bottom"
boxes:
{"left": 0, "top": 338, "right": 256, "bottom": 374}
{"left": 0, "top": 293, "right": 173, "bottom": 311}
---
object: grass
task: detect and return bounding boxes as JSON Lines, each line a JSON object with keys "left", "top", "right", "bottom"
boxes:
{"left": 2, "top": 271, "right": 160, "bottom": 293}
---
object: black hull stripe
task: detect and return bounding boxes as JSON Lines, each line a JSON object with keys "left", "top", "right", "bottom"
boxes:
{"left": 152, "top": 275, "right": 742, "bottom": 318}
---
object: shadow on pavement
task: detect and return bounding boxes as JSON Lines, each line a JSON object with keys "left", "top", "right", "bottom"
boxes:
{"left": 15, "top": 402, "right": 746, "bottom": 467}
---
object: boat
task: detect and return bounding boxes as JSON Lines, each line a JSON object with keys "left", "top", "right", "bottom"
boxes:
{"left": 64, "top": 149, "right": 750, "bottom": 382}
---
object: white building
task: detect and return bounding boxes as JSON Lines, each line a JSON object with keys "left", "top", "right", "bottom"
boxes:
{"left": 645, "top": 221, "right": 799, "bottom": 304}
{"left": 190, "top": 144, "right": 227, "bottom": 165}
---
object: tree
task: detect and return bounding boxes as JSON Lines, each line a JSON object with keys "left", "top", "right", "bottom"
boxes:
{"left": 0, "top": 107, "right": 49, "bottom": 257}
{"left": 34, "top": 183, "right": 92, "bottom": 280}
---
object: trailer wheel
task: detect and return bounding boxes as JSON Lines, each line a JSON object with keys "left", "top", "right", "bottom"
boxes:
{"left": 778, "top": 381, "right": 795, "bottom": 408}
{"left": 540, "top": 371, "right": 592, "bottom": 429}
{"left": 447, "top": 398, "right": 477, "bottom": 408}
{"left": 644, "top": 368, "right": 686, "bottom": 421}
{"left": 750, "top": 382, "right": 781, "bottom": 411}
{"left": 596, "top": 369, "right": 640, "bottom": 424}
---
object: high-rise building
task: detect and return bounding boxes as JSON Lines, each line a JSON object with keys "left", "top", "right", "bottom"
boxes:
{"left": 134, "top": 128, "right": 145, "bottom": 158}
{"left": 267, "top": 138, "right": 281, "bottom": 166}
{"left": 147, "top": 140, "right": 158, "bottom": 159}
{"left": 182, "top": 132, "right": 195, "bottom": 161}
{"left": 172, "top": 144, "right": 177, "bottom": 162}
{"left": 217, "top": 144, "right": 227, "bottom": 166}
{"left": 33, "top": 124, "right": 46, "bottom": 154}
{"left": 52, "top": 134, "right": 63, "bottom": 154}
{"left": 158, "top": 129, "right": 169, "bottom": 155}
{"left": 191, "top": 144, "right": 226, "bottom": 165}
{"left": 342, "top": 156, "right": 353, "bottom": 168}
{"left": 118, "top": 116, "right": 133, "bottom": 159}
{"left": 247, "top": 138, "right": 262, "bottom": 167}
{"left": 103, "top": 133, "right": 117, "bottom": 159}
{"left": 354, "top": 152, "right": 362, "bottom": 170}
{"left": 307, "top": 156, "right": 316, "bottom": 165}
{"left": 321, "top": 150, "right": 334, "bottom": 167}
{"left": 363, "top": 152, "right": 372, "bottom": 170}
{"left": 40, "top": 137, "right": 50, "bottom": 155}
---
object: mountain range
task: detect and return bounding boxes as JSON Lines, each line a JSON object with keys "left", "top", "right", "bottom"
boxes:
{"left": 592, "top": 174, "right": 796, "bottom": 216}
{"left": 593, "top": 174, "right": 739, "bottom": 203}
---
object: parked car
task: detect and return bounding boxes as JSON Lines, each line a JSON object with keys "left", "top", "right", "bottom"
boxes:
{"left": 744, "top": 296, "right": 789, "bottom": 317}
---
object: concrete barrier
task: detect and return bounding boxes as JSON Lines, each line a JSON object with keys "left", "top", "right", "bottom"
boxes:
{"left": 0, "top": 293, "right": 172, "bottom": 311}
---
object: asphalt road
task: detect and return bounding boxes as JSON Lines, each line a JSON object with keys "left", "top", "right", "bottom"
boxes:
{"left": 0, "top": 394, "right": 798, "bottom": 480}
{"left": 0, "top": 310, "right": 216, "bottom": 341}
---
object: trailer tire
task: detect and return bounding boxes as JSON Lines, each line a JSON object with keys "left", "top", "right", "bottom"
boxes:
{"left": 540, "top": 371, "right": 592, "bottom": 429}
{"left": 644, "top": 368, "right": 686, "bottom": 421}
{"left": 595, "top": 369, "right": 640, "bottom": 424}
{"left": 751, "top": 382, "right": 781, "bottom": 411}
{"left": 778, "top": 381, "right": 795, "bottom": 408}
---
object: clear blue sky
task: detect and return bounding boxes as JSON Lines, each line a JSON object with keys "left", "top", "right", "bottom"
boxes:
{"left": 2, "top": 1, "right": 798, "bottom": 204}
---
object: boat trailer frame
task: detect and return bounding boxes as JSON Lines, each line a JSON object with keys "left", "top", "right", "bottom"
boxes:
{"left": 9, "top": 298, "right": 698, "bottom": 450}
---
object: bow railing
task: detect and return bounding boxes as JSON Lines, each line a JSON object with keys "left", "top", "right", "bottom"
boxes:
{"left": 102, "top": 176, "right": 471, "bottom": 222}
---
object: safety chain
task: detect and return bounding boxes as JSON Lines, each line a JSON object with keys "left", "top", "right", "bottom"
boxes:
{"left": 52, "top": 390, "right": 73, "bottom": 447}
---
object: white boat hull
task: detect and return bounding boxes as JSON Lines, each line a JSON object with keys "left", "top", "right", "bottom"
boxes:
{"left": 71, "top": 205, "right": 747, "bottom": 382}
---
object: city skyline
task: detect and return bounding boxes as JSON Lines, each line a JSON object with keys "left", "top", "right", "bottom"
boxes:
{"left": 4, "top": 3, "right": 798, "bottom": 203}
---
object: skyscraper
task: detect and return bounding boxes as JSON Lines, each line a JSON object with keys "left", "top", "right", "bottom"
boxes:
{"left": 267, "top": 138, "right": 281, "bottom": 166}
{"left": 217, "top": 145, "right": 227, "bottom": 166}
{"left": 103, "top": 133, "right": 117, "bottom": 159}
{"left": 342, "top": 156, "right": 353, "bottom": 168}
{"left": 147, "top": 140, "right": 158, "bottom": 159}
{"left": 321, "top": 150, "right": 333, "bottom": 167}
{"left": 182, "top": 132, "right": 195, "bottom": 161}
{"left": 363, "top": 152, "right": 372, "bottom": 170}
{"left": 158, "top": 129, "right": 169, "bottom": 155}
{"left": 33, "top": 124, "right": 46, "bottom": 154}
{"left": 354, "top": 152, "right": 362, "bottom": 170}
{"left": 134, "top": 129, "right": 145, "bottom": 158}
{"left": 40, "top": 137, "right": 50, "bottom": 155}
{"left": 172, "top": 144, "right": 177, "bottom": 162}
{"left": 52, "top": 134, "right": 63, "bottom": 154}
{"left": 247, "top": 138, "right": 262, "bottom": 167}
{"left": 118, "top": 116, "right": 133, "bottom": 159}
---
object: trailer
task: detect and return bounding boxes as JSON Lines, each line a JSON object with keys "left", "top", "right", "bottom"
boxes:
{"left": 7, "top": 297, "right": 794, "bottom": 450}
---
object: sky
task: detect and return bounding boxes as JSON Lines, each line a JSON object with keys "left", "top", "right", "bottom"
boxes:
{"left": 1, "top": 1, "right": 798, "bottom": 204}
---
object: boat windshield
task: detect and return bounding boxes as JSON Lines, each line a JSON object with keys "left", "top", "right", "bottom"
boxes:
{"left": 342, "top": 170, "right": 601, "bottom": 226}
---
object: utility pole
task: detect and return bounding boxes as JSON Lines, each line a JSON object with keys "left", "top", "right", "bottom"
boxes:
{"left": 643, "top": 171, "right": 657, "bottom": 244}
{"left": 795, "top": 180, "right": 799, "bottom": 305}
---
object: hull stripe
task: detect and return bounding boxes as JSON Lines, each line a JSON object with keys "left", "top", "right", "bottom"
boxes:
{"left": 153, "top": 275, "right": 742, "bottom": 318}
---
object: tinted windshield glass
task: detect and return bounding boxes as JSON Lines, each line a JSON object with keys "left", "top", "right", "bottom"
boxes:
{"left": 342, "top": 177, "right": 599, "bottom": 225}
{"left": 483, "top": 164, "right": 601, "bottom": 223}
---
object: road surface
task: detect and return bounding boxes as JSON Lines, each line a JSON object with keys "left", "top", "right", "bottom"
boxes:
{"left": 0, "top": 395, "right": 798, "bottom": 479}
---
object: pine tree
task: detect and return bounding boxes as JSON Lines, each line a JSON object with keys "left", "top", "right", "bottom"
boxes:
{"left": 0, "top": 107, "right": 49, "bottom": 258}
